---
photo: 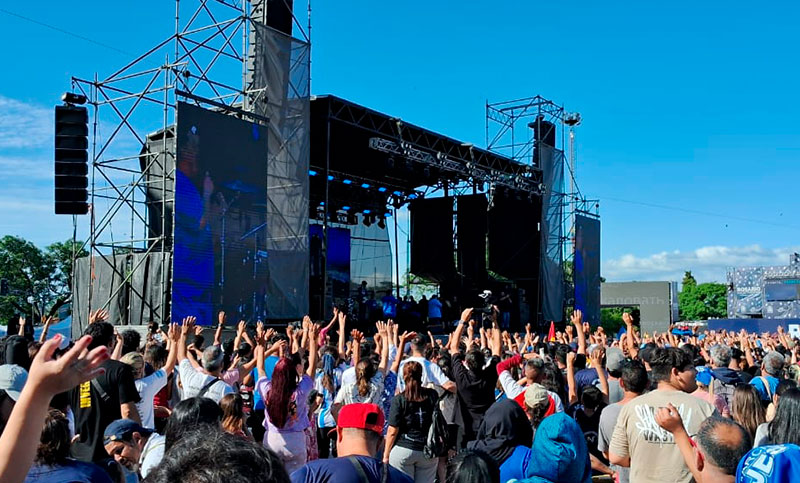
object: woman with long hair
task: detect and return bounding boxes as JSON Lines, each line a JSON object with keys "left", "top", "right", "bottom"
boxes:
{"left": 256, "top": 324, "right": 319, "bottom": 474}
{"left": 765, "top": 388, "right": 800, "bottom": 446}
{"left": 383, "top": 361, "right": 439, "bottom": 483}
{"left": 333, "top": 322, "right": 390, "bottom": 411}
{"left": 219, "top": 393, "right": 252, "bottom": 440}
{"left": 731, "top": 384, "right": 765, "bottom": 441}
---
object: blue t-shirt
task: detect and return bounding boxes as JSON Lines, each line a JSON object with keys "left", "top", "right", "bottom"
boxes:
{"left": 251, "top": 356, "right": 280, "bottom": 410}
{"left": 381, "top": 295, "right": 398, "bottom": 318}
{"left": 751, "top": 375, "right": 780, "bottom": 402}
{"left": 291, "top": 455, "right": 413, "bottom": 483}
{"left": 25, "top": 460, "right": 113, "bottom": 483}
{"left": 428, "top": 298, "right": 442, "bottom": 318}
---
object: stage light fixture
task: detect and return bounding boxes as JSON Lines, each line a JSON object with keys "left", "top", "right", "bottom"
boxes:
{"left": 342, "top": 205, "right": 351, "bottom": 211}
{"left": 61, "top": 92, "right": 87, "bottom": 105}
{"left": 343, "top": 179, "right": 352, "bottom": 185}
{"left": 327, "top": 175, "right": 334, "bottom": 181}
{"left": 363, "top": 209, "right": 371, "bottom": 214}
{"left": 393, "top": 191, "right": 402, "bottom": 196}
{"left": 361, "top": 183, "right": 370, "bottom": 189}
{"left": 309, "top": 169, "right": 318, "bottom": 176}
{"left": 378, "top": 187, "right": 387, "bottom": 193}
{"left": 407, "top": 193, "right": 418, "bottom": 200}
{"left": 384, "top": 212, "right": 392, "bottom": 217}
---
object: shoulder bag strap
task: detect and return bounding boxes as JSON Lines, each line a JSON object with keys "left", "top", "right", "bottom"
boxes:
{"left": 760, "top": 376, "right": 773, "bottom": 399}
{"left": 91, "top": 378, "right": 111, "bottom": 404}
{"left": 197, "top": 377, "right": 221, "bottom": 398}
{"left": 347, "top": 456, "right": 371, "bottom": 483}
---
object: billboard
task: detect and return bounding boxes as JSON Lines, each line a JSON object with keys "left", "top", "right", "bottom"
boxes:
{"left": 172, "top": 102, "right": 269, "bottom": 325}
{"left": 574, "top": 214, "right": 601, "bottom": 324}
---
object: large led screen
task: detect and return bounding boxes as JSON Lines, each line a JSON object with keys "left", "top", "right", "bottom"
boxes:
{"left": 172, "top": 102, "right": 268, "bottom": 325}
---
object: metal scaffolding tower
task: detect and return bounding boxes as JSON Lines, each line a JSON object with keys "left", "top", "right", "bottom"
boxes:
{"left": 69, "top": 0, "right": 310, "bottom": 330}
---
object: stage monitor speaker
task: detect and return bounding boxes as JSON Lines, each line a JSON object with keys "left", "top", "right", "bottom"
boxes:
{"left": 409, "top": 197, "right": 455, "bottom": 283}
{"left": 488, "top": 190, "right": 541, "bottom": 280}
{"left": 457, "top": 194, "right": 488, "bottom": 283}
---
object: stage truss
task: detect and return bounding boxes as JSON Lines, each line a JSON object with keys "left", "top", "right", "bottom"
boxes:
{"left": 486, "top": 96, "right": 599, "bottom": 321}
{"left": 70, "top": 0, "right": 311, "bottom": 327}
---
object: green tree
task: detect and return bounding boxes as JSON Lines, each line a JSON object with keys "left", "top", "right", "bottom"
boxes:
{"left": 0, "top": 236, "right": 82, "bottom": 324}
{"left": 678, "top": 271, "right": 727, "bottom": 321}
{"left": 46, "top": 240, "right": 89, "bottom": 292}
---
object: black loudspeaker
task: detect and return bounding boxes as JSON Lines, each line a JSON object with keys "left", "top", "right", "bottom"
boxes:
{"left": 266, "top": 0, "right": 293, "bottom": 35}
{"left": 54, "top": 105, "right": 89, "bottom": 215}
{"left": 409, "top": 197, "right": 455, "bottom": 283}
{"left": 488, "top": 189, "right": 542, "bottom": 280}
{"left": 457, "top": 194, "right": 488, "bottom": 282}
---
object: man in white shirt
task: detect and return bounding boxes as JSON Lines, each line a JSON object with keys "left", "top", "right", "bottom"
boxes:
{"left": 104, "top": 419, "right": 166, "bottom": 479}
{"left": 177, "top": 317, "right": 234, "bottom": 403}
{"left": 396, "top": 333, "right": 455, "bottom": 393}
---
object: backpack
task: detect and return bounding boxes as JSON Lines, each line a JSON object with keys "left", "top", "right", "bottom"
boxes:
{"left": 712, "top": 378, "right": 736, "bottom": 410}
{"left": 424, "top": 393, "right": 451, "bottom": 459}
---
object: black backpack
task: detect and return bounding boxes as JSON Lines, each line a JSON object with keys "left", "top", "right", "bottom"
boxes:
{"left": 424, "top": 393, "right": 450, "bottom": 459}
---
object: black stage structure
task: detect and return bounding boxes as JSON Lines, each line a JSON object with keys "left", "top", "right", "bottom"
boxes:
{"left": 309, "top": 95, "right": 551, "bottom": 327}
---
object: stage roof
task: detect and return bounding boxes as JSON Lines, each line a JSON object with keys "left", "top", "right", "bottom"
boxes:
{"left": 309, "top": 95, "right": 542, "bottom": 212}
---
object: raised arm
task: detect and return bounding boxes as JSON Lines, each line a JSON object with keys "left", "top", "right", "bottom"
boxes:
{"left": 178, "top": 316, "right": 195, "bottom": 363}
{"left": 377, "top": 321, "right": 390, "bottom": 374}
{"left": 110, "top": 329, "right": 124, "bottom": 361}
{"left": 0, "top": 334, "right": 108, "bottom": 483}
{"left": 572, "top": 310, "right": 586, "bottom": 355}
{"left": 656, "top": 403, "right": 701, "bottom": 482}
{"left": 336, "top": 311, "right": 347, "bottom": 360}
{"left": 38, "top": 316, "right": 53, "bottom": 344}
{"left": 623, "top": 312, "right": 638, "bottom": 359}
{"left": 566, "top": 351, "right": 578, "bottom": 405}
{"left": 163, "top": 323, "right": 180, "bottom": 375}
{"left": 306, "top": 324, "right": 320, "bottom": 378}
{"left": 594, "top": 347, "right": 609, "bottom": 403}
{"left": 214, "top": 311, "right": 225, "bottom": 346}
{"left": 450, "top": 309, "right": 472, "bottom": 355}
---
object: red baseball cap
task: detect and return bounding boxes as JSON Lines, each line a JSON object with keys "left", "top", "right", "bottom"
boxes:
{"left": 337, "top": 403, "right": 384, "bottom": 434}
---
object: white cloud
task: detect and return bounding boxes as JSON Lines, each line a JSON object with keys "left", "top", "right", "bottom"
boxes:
{"left": 603, "top": 244, "right": 800, "bottom": 284}
{"left": 0, "top": 95, "right": 52, "bottom": 149}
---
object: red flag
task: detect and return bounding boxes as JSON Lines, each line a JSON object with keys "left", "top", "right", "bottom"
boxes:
{"left": 547, "top": 320, "right": 556, "bottom": 342}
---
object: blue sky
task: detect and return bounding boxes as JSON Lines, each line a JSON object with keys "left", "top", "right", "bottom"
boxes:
{"left": 1, "top": 1, "right": 799, "bottom": 284}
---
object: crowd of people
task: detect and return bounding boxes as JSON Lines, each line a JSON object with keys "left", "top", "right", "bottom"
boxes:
{"left": 1, "top": 306, "right": 800, "bottom": 482}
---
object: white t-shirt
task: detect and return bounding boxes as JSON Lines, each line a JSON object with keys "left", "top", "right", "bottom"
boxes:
{"left": 139, "top": 432, "right": 166, "bottom": 478}
{"left": 334, "top": 372, "right": 385, "bottom": 407}
{"left": 178, "top": 359, "right": 234, "bottom": 403}
{"left": 341, "top": 346, "right": 397, "bottom": 387}
{"left": 135, "top": 369, "right": 168, "bottom": 430}
{"left": 396, "top": 356, "right": 451, "bottom": 391}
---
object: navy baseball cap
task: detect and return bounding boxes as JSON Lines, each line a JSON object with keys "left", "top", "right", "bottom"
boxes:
{"left": 103, "top": 419, "right": 152, "bottom": 445}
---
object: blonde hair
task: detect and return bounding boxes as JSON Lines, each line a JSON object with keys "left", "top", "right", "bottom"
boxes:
{"left": 120, "top": 352, "right": 144, "bottom": 376}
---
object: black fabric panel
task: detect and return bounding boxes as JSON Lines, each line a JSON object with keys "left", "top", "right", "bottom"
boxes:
{"left": 457, "top": 194, "right": 488, "bottom": 283}
{"left": 409, "top": 197, "right": 454, "bottom": 283}
{"left": 488, "top": 193, "right": 542, "bottom": 280}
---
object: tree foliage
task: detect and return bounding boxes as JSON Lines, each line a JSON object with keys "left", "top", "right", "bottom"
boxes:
{"left": 0, "top": 236, "right": 87, "bottom": 324}
{"left": 678, "top": 271, "right": 727, "bottom": 321}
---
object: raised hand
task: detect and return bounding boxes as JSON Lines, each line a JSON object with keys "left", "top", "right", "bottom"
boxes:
{"left": 29, "top": 334, "right": 109, "bottom": 395}
{"left": 655, "top": 403, "right": 685, "bottom": 434}
{"left": 181, "top": 316, "right": 196, "bottom": 336}
{"left": 89, "top": 309, "right": 109, "bottom": 325}
{"left": 218, "top": 311, "right": 226, "bottom": 327}
{"left": 193, "top": 325, "right": 204, "bottom": 337}
{"left": 622, "top": 312, "right": 634, "bottom": 326}
{"left": 460, "top": 308, "right": 473, "bottom": 323}
{"left": 571, "top": 310, "right": 583, "bottom": 327}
